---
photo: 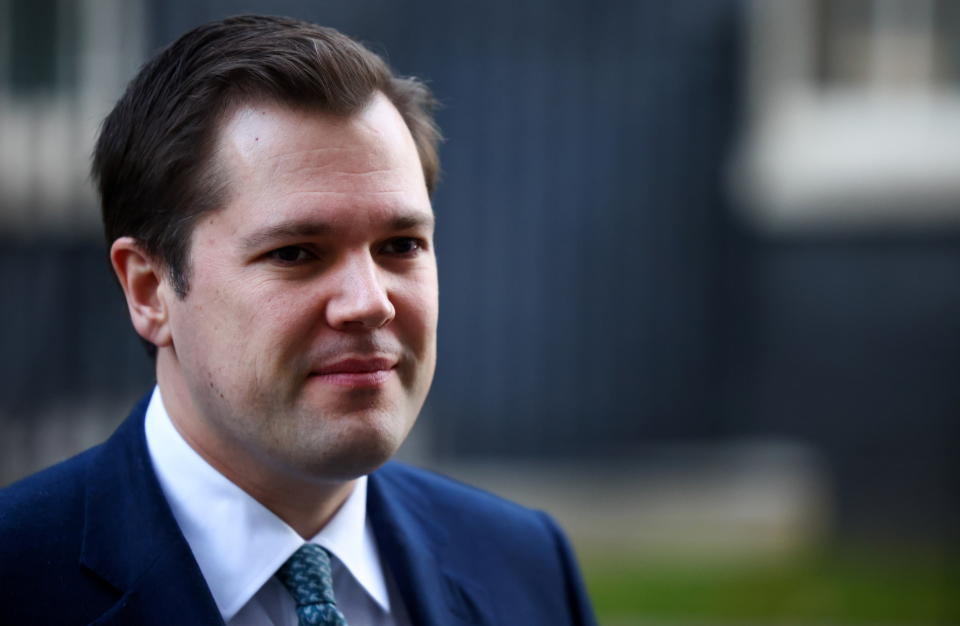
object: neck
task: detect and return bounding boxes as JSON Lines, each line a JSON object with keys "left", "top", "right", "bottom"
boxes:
{"left": 155, "top": 349, "right": 355, "bottom": 539}
{"left": 236, "top": 473, "right": 357, "bottom": 539}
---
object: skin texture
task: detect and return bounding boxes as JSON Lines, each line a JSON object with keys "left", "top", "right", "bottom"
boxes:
{"left": 111, "top": 93, "right": 438, "bottom": 537}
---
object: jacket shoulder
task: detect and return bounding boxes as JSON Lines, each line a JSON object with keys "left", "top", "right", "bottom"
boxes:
{"left": 375, "top": 460, "right": 547, "bottom": 524}
{"left": 373, "top": 461, "right": 598, "bottom": 625}
{"left": 374, "top": 460, "right": 575, "bottom": 567}
{"left": 0, "top": 444, "right": 100, "bottom": 534}
{"left": 0, "top": 444, "right": 104, "bottom": 614}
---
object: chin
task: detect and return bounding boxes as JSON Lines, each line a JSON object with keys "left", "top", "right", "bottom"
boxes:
{"left": 290, "top": 414, "right": 411, "bottom": 482}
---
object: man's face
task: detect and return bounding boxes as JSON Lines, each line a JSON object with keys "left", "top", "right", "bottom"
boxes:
{"left": 160, "top": 93, "right": 437, "bottom": 483}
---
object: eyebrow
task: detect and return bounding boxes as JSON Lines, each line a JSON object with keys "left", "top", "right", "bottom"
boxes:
{"left": 239, "top": 212, "right": 435, "bottom": 251}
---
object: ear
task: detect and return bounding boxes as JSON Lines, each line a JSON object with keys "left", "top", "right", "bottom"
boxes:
{"left": 110, "top": 237, "right": 173, "bottom": 348}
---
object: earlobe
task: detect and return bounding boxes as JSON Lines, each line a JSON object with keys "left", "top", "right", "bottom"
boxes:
{"left": 110, "top": 237, "right": 173, "bottom": 348}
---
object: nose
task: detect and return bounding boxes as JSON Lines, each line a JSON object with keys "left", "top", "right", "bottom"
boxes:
{"left": 325, "top": 252, "right": 395, "bottom": 331}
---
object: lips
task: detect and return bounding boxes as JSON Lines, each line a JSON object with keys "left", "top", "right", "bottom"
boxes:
{"left": 310, "top": 357, "right": 397, "bottom": 388}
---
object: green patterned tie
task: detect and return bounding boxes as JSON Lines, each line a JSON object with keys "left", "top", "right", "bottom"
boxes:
{"left": 276, "top": 544, "right": 349, "bottom": 626}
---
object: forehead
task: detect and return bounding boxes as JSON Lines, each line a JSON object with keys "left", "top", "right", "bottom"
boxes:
{"left": 211, "top": 93, "right": 430, "bottom": 222}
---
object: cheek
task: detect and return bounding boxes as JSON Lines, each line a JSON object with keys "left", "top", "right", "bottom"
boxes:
{"left": 396, "top": 282, "right": 439, "bottom": 347}
{"left": 242, "top": 283, "right": 324, "bottom": 359}
{"left": 417, "top": 275, "right": 441, "bottom": 329}
{"left": 173, "top": 276, "right": 267, "bottom": 355}
{"left": 403, "top": 265, "right": 439, "bottom": 321}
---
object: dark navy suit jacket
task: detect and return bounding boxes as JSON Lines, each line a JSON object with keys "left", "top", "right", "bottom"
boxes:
{"left": 0, "top": 395, "right": 596, "bottom": 625}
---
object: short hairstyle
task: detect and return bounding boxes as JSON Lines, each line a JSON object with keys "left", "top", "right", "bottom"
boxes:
{"left": 93, "top": 14, "right": 441, "bottom": 299}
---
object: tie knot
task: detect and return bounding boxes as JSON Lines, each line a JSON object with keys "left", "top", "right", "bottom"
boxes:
{"left": 276, "top": 544, "right": 337, "bottom": 607}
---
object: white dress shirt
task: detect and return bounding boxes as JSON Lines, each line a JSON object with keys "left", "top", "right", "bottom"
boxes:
{"left": 144, "top": 387, "right": 409, "bottom": 626}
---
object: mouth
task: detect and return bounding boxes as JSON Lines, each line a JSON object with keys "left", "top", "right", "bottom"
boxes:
{"left": 309, "top": 357, "right": 398, "bottom": 389}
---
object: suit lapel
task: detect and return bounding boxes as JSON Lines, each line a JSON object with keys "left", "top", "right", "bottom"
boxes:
{"left": 79, "top": 396, "right": 224, "bottom": 626}
{"left": 368, "top": 466, "right": 495, "bottom": 626}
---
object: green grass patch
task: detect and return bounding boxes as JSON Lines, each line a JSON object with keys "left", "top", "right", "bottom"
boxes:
{"left": 581, "top": 545, "right": 959, "bottom": 625}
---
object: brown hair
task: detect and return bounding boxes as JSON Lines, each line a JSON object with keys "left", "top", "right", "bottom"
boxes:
{"left": 93, "top": 14, "right": 440, "bottom": 299}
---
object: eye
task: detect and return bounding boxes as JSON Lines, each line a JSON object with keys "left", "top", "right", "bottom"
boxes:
{"left": 266, "top": 246, "right": 313, "bottom": 264}
{"left": 381, "top": 237, "right": 424, "bottom": 255}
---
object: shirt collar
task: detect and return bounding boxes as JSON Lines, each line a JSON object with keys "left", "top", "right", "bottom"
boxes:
{"left": 143, "top": 386, "right": 391, "bottom": 620}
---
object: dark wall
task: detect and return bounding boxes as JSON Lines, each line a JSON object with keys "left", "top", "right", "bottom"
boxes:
{"left": 0, "top": 238, "right": 154, "bottom": 418}
{"left": 725, "top": 235, "right": 960, "bottom": 536}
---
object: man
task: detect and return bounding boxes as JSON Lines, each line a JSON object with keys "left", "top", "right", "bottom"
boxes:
{"left": 0, "top": 14, "right": 596, "bottom": 626}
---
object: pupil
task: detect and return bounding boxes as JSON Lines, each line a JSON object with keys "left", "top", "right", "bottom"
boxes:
{"left": 278, "top": 247, "right": 300, "bottom": 261}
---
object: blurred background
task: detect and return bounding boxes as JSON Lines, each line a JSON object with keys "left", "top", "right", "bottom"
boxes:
{"left": 1, "top": 0, "right": 958, "bottom": 623}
